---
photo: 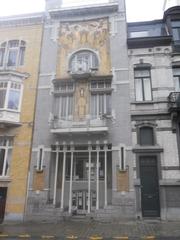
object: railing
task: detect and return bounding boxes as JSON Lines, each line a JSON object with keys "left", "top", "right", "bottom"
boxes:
{"left": 168, "top": 92, "right": 180, "bottom": 111}
{"left": 50, "top": 115, "right": 108, "bottom": 133}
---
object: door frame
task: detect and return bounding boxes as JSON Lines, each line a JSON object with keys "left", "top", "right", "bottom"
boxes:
{"left": 139, "top": 155, "right": 160, "bottom": 217}
{"left": 134, "top": 150, "right": 162, "bottom": 219}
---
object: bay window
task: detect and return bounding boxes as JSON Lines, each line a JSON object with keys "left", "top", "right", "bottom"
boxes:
{"left": 0, "top": 81, "right": 22, "bottom": 111}
{"left": 134, "top": 68, "right": 152, "bottom": 101}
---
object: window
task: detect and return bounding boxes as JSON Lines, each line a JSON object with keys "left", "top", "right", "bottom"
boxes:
{"left": 69, "top": 50, "right": 99, "bottom": 73}
{"left": 0, "top": 138, "right": 13, "bottom": 177}
{"left": 119, "top": 145, "right": 126, "bottom": 171}
{"left": 172, "top": 21, "right": 180, "bottom": 42}
{"left": 173, "top": 67, "right": 180, "bottom": 91}
{"left": 36, "top": 146, "right": 44, "bottom": 171}
{"left": 0, "top": 40, "right": 26, "bottom": 68}
{"left": 90, "top": 80, "right": 112, "bottom": 118}
{"left": 54, "top": 82, "right": 74, "bottom": 120}
{"left": 65, "top": 149, "right": 106, "bottom": 181}
{"left": 130, "top": 31, "right": 149, "bottom": 38}
{"left": 134, "top": 68, "right": 152, "bottom": 101}
{"left": 139, "top": 126, "right": 154, "bottom": 145}
{"left": 0, "top": 81, "right": 22, "bottom": 111}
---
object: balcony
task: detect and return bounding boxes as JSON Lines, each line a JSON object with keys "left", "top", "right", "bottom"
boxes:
{"left": 168, "top": 92, "right": 180, "bottom": 112}
{"left": 0, "top": 110, "right": 21, "bottom": 127}
{"left": 50, "top": 115, "right": 109, "bottom": 134}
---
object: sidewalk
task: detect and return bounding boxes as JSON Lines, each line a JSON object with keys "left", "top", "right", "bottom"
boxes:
{"left": 0, "top": 220, "right": 180, "bottom": 239}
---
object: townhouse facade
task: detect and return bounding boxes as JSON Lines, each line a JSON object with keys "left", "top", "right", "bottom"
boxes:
{"left": 128, "top": 0, "right": 180, "bottom": 220}
{"left": 0, "top": 14, "right": 43, "bottom": 222}
{"left": 1, "top": 0, "right": 180, "bottom": 222}
{"left": 26, "top": 0, "right": 135, "bottom": 221}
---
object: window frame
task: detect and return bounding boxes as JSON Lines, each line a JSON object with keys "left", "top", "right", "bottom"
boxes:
{"left": 53, "top": 81, "right": 74, "bottom": 120}
{"left": 36, "top": 146, "right": 44, "bottom": 172}
{"left": 0, "top": 79, "right": 23, "bottom": 112}
{"left": 173, "top": 67, "right": 180, "bottom": 91}
{"left": 69, "top": 49, "right": 99, "bottom": 74}
{"left": 0, "top": 40, "right": 26, "bottom": 69}
{"left": 90, "top": 80, "right": 112, "bottom": 118}
{"left": 138, "top": 126, "right": 156, "bottom": 146}
{"left": 0, "top": 138, "right": 13, "bottom": 177}
{"left": 134, "top": 67, "right": 153, "bottom": 102}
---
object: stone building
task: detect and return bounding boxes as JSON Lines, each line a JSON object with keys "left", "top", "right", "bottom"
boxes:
{"left": 128, "top": 0, "right": 180, "bottom": 220}
{"left": 26, "top": 0, "right": 135, "bottom": 221}
{"left": 0, "top": 14, "right": 43, "bottom": 221}
{"left": 1, "top": 0, "right": 180, "bottom": 222}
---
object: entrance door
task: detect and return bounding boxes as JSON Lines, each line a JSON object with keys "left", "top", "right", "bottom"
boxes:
{"left": 72, "top": 190, "right": 96, "bottom": 214}
{"left": 0, "top": 187, "right": 7, "bottom": 222}
{"left": 139, "top": 156, "right": 160, "bottom": 217}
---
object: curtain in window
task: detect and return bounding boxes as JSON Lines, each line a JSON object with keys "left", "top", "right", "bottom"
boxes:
{"left": 91, "top": 93, "right": 111, "bottom": 118}
{"left": 135, "top": 78, "right": 143, "bottom": 101}
{"left": 59, "top": 95, "right": 73, "bottom": 119}
{"left": 143, "top": 78, "right": 152, "bottom": 101}
{"left": 8, "top": 89, "right": 20, "bottom": 110}
{"left": 7, "top": 50, "right": 18, "bottom": 66}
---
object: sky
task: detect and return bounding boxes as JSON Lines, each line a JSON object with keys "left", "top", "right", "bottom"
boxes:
{"left": 0, "top": 0, "right": 165, "bottom": 22}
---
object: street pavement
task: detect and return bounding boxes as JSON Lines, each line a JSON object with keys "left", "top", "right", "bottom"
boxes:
{"left": 0, "top": 219, "right": 180, "bottom": 239}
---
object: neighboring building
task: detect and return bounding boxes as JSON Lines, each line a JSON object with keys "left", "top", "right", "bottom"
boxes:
{"left": 26, "top": 0, "right": 135, "bottom": 221}
{"left": 0, "top": 14, "right": 43, "bottom": 222}
{"left": 127, "top": 0, "right": 180, "bottom": 220}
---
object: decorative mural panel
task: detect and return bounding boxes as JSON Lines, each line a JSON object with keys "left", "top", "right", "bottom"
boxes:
{"left": 57, "top": 18, "right": 111, "bottom": 78}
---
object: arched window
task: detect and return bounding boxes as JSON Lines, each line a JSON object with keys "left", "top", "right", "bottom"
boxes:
{"left": 0, "top": 40, "right": 26, "bottom": 68}
{"left": 69, "top": 50, "right": 99, "bottom": 74}
{"left": 139, "top": 126, "right": 154, "bottom": 145}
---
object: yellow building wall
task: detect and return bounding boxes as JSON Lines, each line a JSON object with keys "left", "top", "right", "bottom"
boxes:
{"left": 0, "top": 24, "right": 43, "bottom": 217}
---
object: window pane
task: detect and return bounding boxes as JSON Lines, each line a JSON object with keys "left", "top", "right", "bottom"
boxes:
{"left": 19, "top": 47, "right": 25, "bottom": 65}
{"left": 106, "top": 94, "right": 111, "bottom": 114}
{"left": 99, "top": 94, "right": 104, "bottom": 115}
{"left": 172, "top": 28, "right": 180, "bottom": 41}
{"left": 0, "top": 89, "right": 6, "bottom": 108}
{"left": 174, "top": 76, "right": 180, "bottom": 91}
{"left": 135, "top": 78, "right": 143, "bottom": 101}
{"left": 140, "top": 127, "right": 154, "bottom": 145}
{"left": 91, "top": 94, "right": 97, "bottom": 118}
{"left": 0, "top": 48, "right": 5, "bottom": 66}
{"left": 134, "top": 69, "right": 150, "bottom": 78}
{"left": 143, "top": 78, "right": 152, "bottom": 101}
{"left": 59, "top": 95, "right": 73, "bottom": 119}
{"left": 0, "top": 149, "right": 5, "bottom": 175}
{"left": 8, "top": 90, "right": 20, "bottom": 110}
{"left": 8, "top": 40, "right": 19, "bottom": 48}
{"left": 7, "top": 50, "right": 17, "bottom": 66}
